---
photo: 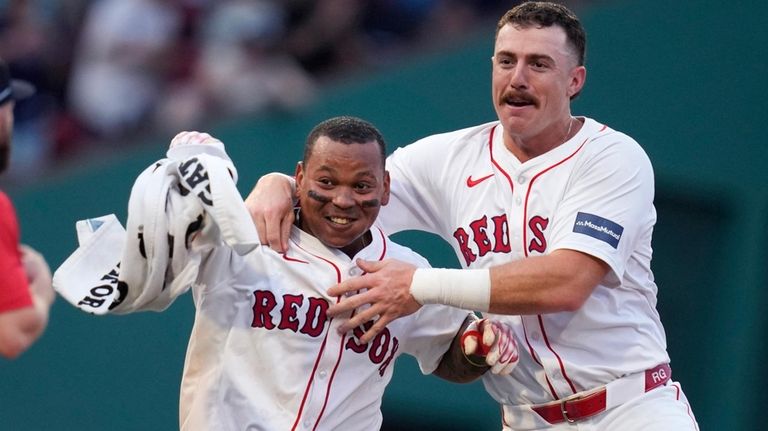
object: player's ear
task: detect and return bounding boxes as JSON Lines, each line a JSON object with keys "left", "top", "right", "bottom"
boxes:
{"left": 380, "top": 170, "right": 391, "bottom": 206}
{"left": 294, "top": 162, "right": 304, "bottom": 194}
{"left": 566, "top": 65, "right": 586, "bottom": 99}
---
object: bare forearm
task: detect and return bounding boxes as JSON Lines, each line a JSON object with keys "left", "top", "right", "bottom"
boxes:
{"left": 411, "top": 250, "right": 607, "bottom": 316}
{"left": 489, "top": 250, "right": 608, "bottom": 315}
{"left": 488, "top": 250, "right": 608, "bottom": 315}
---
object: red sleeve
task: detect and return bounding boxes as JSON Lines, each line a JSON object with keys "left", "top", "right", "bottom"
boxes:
{"left": 0, "top": 191, "right": 33, "bottom": 312}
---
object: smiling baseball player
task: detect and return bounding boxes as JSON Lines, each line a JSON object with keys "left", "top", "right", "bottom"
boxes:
{"left": 54, "top": 118, "right": 519, "bottom": 430}
{"left": 244, "top": 3, "right": 698, "bottom": 430}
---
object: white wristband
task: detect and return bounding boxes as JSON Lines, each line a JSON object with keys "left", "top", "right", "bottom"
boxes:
{"left": 410, "top": 268, "right": 491, "bottom": 312}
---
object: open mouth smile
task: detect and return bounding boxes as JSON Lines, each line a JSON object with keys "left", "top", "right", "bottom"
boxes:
{"left": 328, "top": 216, "right": 355, "bottom": 225}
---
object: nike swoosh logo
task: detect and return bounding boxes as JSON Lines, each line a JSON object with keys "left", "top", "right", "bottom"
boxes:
{"left": 466, "top": 173, "right": 494, "bottom": 188}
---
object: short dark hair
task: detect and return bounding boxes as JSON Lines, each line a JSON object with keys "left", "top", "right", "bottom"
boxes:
{"left": 496, "top": 1, "right": 586, "bottom": 67}
{"left": 303, "top": 116, "right": 386, "bottom": 168}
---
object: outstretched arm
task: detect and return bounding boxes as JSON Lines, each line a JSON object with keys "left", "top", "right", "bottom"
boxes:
{"left": 327, "top": 249, "right": 608, "bottom": 343}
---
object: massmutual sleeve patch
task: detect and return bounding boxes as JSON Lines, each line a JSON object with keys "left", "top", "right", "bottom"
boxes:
{"left": 572, "top": 212, "right": 624, "bottom": 249}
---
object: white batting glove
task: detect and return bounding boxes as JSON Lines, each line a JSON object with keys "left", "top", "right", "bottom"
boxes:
{"left": 169, "top": 131, "right": 222, "bottom": 149}
{"left": 461, "top": 318, "right": 519, "bottom": 375}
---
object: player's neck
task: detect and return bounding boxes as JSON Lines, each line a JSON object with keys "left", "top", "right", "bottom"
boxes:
{"left": 339, "top": 231, "right": 372, "bottom": 258}
{"left": 504, "top": 117, "right": 578, "bottom": 162}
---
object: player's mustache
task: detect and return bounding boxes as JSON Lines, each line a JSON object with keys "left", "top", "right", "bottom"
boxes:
{"left": 501, "top": 91, "right": 538, "bottom": 107}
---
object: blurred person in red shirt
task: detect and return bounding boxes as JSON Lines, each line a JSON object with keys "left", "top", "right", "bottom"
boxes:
{"left": 0, "top": 58, "right": 54, "bottom": 359}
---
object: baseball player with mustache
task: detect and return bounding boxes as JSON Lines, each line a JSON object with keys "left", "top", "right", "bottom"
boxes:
{"left": 246, "top": 2, "right": 698, "bottom": 430}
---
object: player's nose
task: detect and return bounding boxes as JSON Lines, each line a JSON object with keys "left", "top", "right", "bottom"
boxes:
{"left": 331, "top": 188, "right": 355, "bottom": 208}
{"left": 508, "top": 64, "right": 528, "bottom": 89}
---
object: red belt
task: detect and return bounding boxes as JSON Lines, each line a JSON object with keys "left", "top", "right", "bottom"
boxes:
{"left": 531, "top": 363, "right": 671, "bottom": 424}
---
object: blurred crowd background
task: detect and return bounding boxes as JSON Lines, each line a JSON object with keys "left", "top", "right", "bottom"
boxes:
{"left": 0, "top": 0, "right": 572, "bottom": 184}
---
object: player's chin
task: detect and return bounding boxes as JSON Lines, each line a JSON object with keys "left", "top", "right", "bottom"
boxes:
{"left": 320, "top": 221, "right": 365, "bottom": 246}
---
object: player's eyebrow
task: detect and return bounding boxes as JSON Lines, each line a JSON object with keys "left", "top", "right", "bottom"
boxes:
{"left": 495, "top": 50, "right": 555, "bottom": 63}
{"left": 527, "top": 53, "right": 555, "bottom": 64}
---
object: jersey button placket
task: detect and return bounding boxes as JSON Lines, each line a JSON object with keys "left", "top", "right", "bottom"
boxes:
{"left": 515, "top": 175, "right": 526, "bottom": 205}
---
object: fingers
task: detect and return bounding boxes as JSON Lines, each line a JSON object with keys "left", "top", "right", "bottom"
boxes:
{"left": 278, "top": 210, "right": 294, "bottom": 252}
{"left": 358, "top": 316, "right": 393, "bottom": 344}
{"left": 20, "top": 245, "right": 52, "bottom": 284}
{"left": 262, "top": 206, "right": 293, "bottom": 252}
{"left": 326, "top": 260, "right": 382, "bottom": 297}
{"left": 253, "top": 212, "right": 268, "bottom": 246}
{"left": 327, "top": 272, "right": 370, "bottom": 298}
{"left": 245, "top": 174, "right": 296, "bottom": 253}
{"left": 327, "top": 285, "right": 371, "bottom": 317}
{"left": 170, "top": 131, "right": 219, "bottom": 148}
{"left": 484, "top": 321, "right": 519, "bottom": 375}
{"left": 461, "top": 329, "right": 481, "bottom": 356}
{"left": 335, "top": 303, "right": 377, "bottom": 334}
{"left": 332, "top": 299, "right": 393, "bottom": 344}
{"left": 19, "top": 245, "right": 54, "bottom": 306}
{"left": 355, "top": 258, "right": 384, "bottom": 273}
{"left": 328, "top": 259, "right": 421, "bottom": 344}
{"left": 480, "top": 320, "right": 495, "bottom": 356}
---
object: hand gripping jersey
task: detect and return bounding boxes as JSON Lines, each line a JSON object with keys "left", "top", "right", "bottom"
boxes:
{"left": 380, "top": 118, "right": 671, "bottom": 413}
{"left": 179, "top": 225, "right": 468, "bottom": 430}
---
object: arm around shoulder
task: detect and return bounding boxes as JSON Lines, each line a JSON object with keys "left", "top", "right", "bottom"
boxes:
{"left": 244, "top": 172, "right": 297, "bottom": 252}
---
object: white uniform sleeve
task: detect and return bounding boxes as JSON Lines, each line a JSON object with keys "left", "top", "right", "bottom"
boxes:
{"left": 548, "top": 132, "right": 655, "bottom": 286}
{"left": 399, "top": 304, "right": 469, "bottom": 375}
{"left": 379, "top": 138, "right": 448, "bottom": 235}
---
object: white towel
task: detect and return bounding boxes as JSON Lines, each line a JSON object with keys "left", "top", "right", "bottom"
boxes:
{"left": 53, "top": 134, "right": 258, "bottom": 315}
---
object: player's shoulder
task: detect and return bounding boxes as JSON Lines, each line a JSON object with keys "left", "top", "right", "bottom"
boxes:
{"left": 584, "top": 118, "right": 643, "bottom": 150}
{"left": 582, "top": 118, "right": 651, "bottom": 163}
{"left": 396, "top": 121, "right": 498, "bottom": 154}
{"left": 420, "top": 121, "right": 497, "bottom": 146}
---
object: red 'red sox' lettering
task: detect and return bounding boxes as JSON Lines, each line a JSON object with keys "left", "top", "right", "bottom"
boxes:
{"left": 528, "top": 216, "right": 549, "bottom": 253}
{"left": 453, "top": 213, "right": 513, "bottom": 266}
{"left": 345, "top": 321, "right": 399, "bottom": 376}
{"left": 251, "top": 290, "right": 398, "bottom": 370}
{"left": 453, "top": 213, "right": 550, "bottom": 265}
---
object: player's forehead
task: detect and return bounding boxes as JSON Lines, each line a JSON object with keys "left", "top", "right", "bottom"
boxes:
{"left": 305, "top": 137, "right": 384, "bottom": 174}
{"left": 494, "top": 24, "right": 572, "bottom": 61}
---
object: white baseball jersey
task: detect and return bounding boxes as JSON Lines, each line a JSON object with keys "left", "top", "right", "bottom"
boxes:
{"left": 178, "top": 223, "right": 468, "bottom": 431}
{"left": 380, "top": 117, "right": 670, "bottom": 407}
